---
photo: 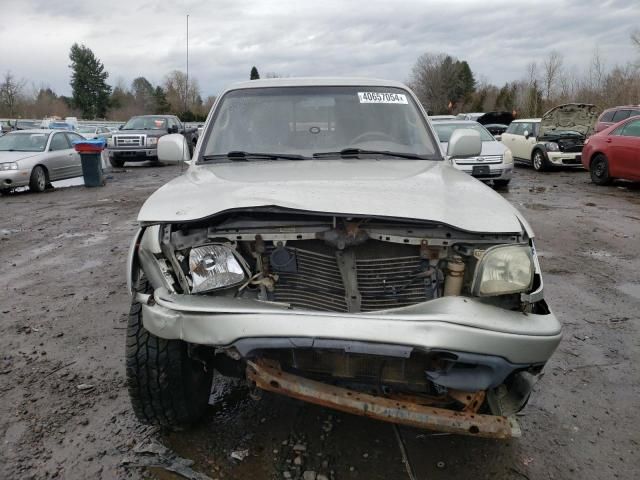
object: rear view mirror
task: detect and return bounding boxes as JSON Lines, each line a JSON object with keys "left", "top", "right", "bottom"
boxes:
{"left": 447, "top": 129, "right": 482, "bottom": 158}
{"left": 157, "top": 134, "right": 191, "bottom": 163}
{"left": 523, "top": 130, "right": 530, "bottom": 139}
{"left": 168, "top": 125, "right": 179, "bottom": 134}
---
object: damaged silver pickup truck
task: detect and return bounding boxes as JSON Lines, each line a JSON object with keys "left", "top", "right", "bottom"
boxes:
{"left": 125, "top": 78, "right": 561, "bottom": 439}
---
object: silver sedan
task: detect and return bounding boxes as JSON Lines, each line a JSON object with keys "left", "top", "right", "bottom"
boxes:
{"left": 0, "top": 129, "right": 86, "bottom": 194}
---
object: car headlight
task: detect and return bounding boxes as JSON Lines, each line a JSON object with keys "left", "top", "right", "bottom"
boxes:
{"left": 502, "top": 149, "right": 513, "bottom": 164}
{"left": 107, "top": 137, "right": 114, "bottom": 147}
{"left": 146, "top": 137, "right": 158, "bottom": 146}
{"left": 472, "top": 245, "right": 534, "bottom": 296}
{"left": 189, "top": 244, "right": 247, "bottom": 293}
{"left": 544, "top": 142, "right": 559, "bottom": 151}
{"left": 0, "top": 162, "right": 18, "bottom": 171}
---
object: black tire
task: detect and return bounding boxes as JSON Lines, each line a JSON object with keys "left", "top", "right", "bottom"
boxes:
{"left": 493, "top": 179, "right": 511, "bottom": 188}
{"left": 532, "top": 150, "right": 549, "bottom": 172}
{"left": 109, "top": 157, "right": 125, "bottom": 168}
{"left": 590, "top": 154, "right": 611, "bottom": 185}
{"left": 126, "top": 279, "right": 213, "bottom": 427}
{"left": 29, "top": 165, "right": 47, "bottom": 192}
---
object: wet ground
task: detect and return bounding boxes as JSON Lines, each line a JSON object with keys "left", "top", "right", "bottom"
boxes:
{"left": 1, "top": 163, "right": 639, "bottom": 479}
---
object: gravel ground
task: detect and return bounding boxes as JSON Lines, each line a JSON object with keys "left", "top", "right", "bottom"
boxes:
{"left": 1, "top": 163, "right": 638, "bottom": 479}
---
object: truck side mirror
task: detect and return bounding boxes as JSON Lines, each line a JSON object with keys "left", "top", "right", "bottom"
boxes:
{"left": 168, "top": 125, "right": 179, "bottom": 134}
{"left": 447, "top": 129, "right": 482, "bottom": 158}
{"left": 157, "top": 134, "right": 191, "bottom": 163}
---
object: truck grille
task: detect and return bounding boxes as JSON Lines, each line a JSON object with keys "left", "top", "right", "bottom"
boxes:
{"left": 115, "top": 135, "right": 144, "bottom": 147}
{"left": 269, "top": 242, "right": 430, "bottom": 312}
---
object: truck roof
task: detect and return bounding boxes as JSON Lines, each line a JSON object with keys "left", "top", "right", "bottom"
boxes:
{"left": 225, "top": 77, "right": 409, "bottom": 90}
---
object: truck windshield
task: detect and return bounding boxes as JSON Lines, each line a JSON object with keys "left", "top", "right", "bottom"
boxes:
{"left": 202, "top": 86, "right": 440, "bottom": 160}
{"left": 122, "top": 116, "right": 167, "bottom": 130}
{"left": 0, "top": 132, "right": 49, "bottom": 152}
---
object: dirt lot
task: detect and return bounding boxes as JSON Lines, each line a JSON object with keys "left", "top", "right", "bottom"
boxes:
{"left": 1, "top": 164, "right": 639, "bottom": 480}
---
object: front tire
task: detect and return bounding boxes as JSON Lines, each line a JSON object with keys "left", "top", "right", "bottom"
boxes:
{"left": 125, "top": 279, "right": 213, "bottom": 427}
{"left": 532, "top": 150, "right": 549, "bottom": 172}
{"left": 29, "top": 166, "right": 47, "bottom": 192}
{"left": 590, "top": 154, "right": 611, "bottom": 185}
{"left": 109, "top": 157, "right": 125, "bottom": 168}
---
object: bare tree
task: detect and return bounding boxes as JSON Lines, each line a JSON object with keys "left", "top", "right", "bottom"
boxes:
{"left": 0, "top": 71, "right": 26, "bottom": 117}
{"left": 164, "top": 70, "right": 201, "bottom": 113}
{"left": 632, "top": 28, "right": 640, "bottom": 50}
{"left": 542, "top": 51, "right": 563, "bottom": 102}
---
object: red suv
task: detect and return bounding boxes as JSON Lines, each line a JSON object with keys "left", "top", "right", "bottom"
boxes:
{"left": 594, "top": 105, "right": 640, "bottom": 133}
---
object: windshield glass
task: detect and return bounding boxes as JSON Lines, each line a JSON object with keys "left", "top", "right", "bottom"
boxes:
{"left": 77, "top": 126, "right": 95, "bottom": 133}
{"left": 0, "top": 132, "right": 49, "bottom": 152}
{"left": 433, "top": 122, "right": 495, "bottom": 143}
{"left": 202, "top": 86, "right": 439, "bottom": 160}
{"left": 122, "top": 116, "right": 167, "bottom": 130}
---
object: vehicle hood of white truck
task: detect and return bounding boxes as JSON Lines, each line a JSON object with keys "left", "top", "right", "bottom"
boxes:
{"left": 137, "top": 159, "right": 527, "bottom": 234}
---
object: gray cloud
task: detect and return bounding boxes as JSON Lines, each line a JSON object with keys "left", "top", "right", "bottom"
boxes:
{"left": 1, "top": 0, "right": 638, "bottom": 98}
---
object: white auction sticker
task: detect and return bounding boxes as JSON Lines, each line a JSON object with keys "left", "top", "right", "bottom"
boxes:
{"left": 358, "top": 92, "right": 408, "bottom": 104}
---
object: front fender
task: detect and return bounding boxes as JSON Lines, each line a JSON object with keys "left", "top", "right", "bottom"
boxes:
{"left": 126, "top": 227, "right": 144, "bottom": 295}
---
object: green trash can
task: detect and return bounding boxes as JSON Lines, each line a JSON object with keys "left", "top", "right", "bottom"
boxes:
{"left": 73, "top": 138, "right": 106, "bottom": 187}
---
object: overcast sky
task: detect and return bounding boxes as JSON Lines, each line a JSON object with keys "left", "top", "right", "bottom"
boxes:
{"left": 1, "top": 0, "right": 638, "bottom": 98}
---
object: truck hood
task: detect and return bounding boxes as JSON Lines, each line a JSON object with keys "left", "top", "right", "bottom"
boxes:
{"left": 137, "top": 160, "right": 526, "bottom": 234}
{"left": 539, "top": 103, "right": 597, "bottom": 138}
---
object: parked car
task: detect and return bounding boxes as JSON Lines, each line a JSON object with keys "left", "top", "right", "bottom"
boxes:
{"left": 594, "top": 105, "right": 640, "bottom": 133}
{"left": 460, "top": 112, "right": 485, "bottom": 121}
{"left": 430, "top": 115, "right": 457, "bottom": 121}
{"left": 48, "top": 121, "right": 73, "bottom": 130}
{"left": 107, "top": 115, "right": 197, "bottom": 168}
{"left": 0, "top": 129, "right": 85, "bottom": 194}
{"left": 432, "top": 120, "right": 513, "bottom": 187}
{"left": 77, "top": 125, "right": 112, "bottom": 140}
{"left": 500, "top": 103, "right": 597, "bottom": 171}
{"left": 12, "top": 119, "right": 41, "bottom": 130}
{"left": 1, "top": 119, "right": 12, "bottom": 134}
{"left": 582, "top": 116, "right": 640, "bottom": 185}
{"left": 475, "top": 111, "right": 515, "bottom": 139}
{"left": 124, "top": 78, "right": 560, "bottom": 439}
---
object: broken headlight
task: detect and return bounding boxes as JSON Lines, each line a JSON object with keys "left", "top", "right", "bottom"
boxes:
{"left": 188, "top": 244, "right": 246, "bottom": 293}
{"left": 472, "top": 245, "right": 534, "bottom": 296}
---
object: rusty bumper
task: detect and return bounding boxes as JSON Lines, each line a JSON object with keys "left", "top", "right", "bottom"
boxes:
{"left": 246, "top": 360, "right": 520, "bottom": 439}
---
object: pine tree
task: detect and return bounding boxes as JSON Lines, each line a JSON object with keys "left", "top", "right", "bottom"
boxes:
{"left": 250, "top": 66, "right": 260, "bottom": 80}
{"left": 68, "top": 43, "right": 111, "bottom": 118}
{"left": 153, "top": 86, "right": 171, "bottom": 114}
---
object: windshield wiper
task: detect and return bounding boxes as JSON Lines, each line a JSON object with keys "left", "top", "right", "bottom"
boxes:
{"left": 312, "top": 148, "right": 431, "bottom": 160}
{"left": 202, "top": 151, "right": 309, "bottom": 162}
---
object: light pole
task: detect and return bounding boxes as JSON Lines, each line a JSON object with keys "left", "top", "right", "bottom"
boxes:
{"left": 186, "top": 14, "right": 189, "bottom": 114}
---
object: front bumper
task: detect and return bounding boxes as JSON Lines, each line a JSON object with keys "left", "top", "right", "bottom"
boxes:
{"left": 452, "top": 162, "right": 513, "bottom": 180}
{"left": 108, "top": 148, "right": 157, "bottom": 160}
{"left": 547, "top": 151, "right": 583, "bottom": 166}
{"left": 140, "top": 287, "right": 561, "bottom": 365}
{"left": 0, "top": 168, "right": 30, "bottom": 188}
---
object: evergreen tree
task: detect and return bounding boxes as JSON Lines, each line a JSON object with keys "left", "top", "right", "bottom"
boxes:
{"left": 68, "top": 43, "right": 111, "bottom": 118}
{"left": 154, "top": 86, "right": 171, "bottom": 114}
{"left": 131, "top": 77, "right": 155, "bottom": 113}
{"left": 250, "top": 66, "right": 260, "bottom": 80}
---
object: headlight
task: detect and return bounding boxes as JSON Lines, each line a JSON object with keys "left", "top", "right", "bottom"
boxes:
{"left": 189, "top": 244, "right": 246, "bottom": 293}
{"left": 0, "top": 162, "right": 18, "bottom": 171}
{"left": 107, "top": 137, "right": 114, "bottom": 147}
{"left": 544, "top": 142, "right": 559, "bottom": 151}
{"left": 502, "top": 149, "right": 513, "bottom": 164}
{"left": 146, "top": 137, "right": 158, "bottom": 146}
{"left": 472, "top": 245, "right": 534, "bottom": 296}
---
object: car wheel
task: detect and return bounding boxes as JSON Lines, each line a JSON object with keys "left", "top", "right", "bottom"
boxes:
{"left": 532, "top": 150, "right": 549, "bottom": 172}
{"left": 590, "top": 154, "right": 611, "bottom": 185}
{"left": 493, "top": 179, "right": 511, "bottom": 188}
{"left": 126, "top": 278, "right": 213, "bottom": 428}
{"left": 109, "top": 158, "right": 125, "bottom": 168}
{"left": 29, "top": 166, "right": 47, "bottom": 192}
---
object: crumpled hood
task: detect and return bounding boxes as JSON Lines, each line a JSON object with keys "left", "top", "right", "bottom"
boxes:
{"left": 137, "top": 160, "right": 526, "bottom": 234}
{"left": 539, "top": 103, "right": 597, "bottom": 138}
{"left": 0, "top": 151, "right": 41, "bottom": 163}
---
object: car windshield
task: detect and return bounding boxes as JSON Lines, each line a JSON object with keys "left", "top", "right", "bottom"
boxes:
{"left": 202, "top": 86, "right": 440, "bottom": 160}
{"left": 77, "top": 126, "right": 95, "bottom": 133}
{"left": 0, "top": 132, "right": 49, "bottom": 152}
{"left": 122, "top": 116, "right": 167, "bottom": 130}
{"left": 433, "top": 122, "right": 495, "bottom": 143}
